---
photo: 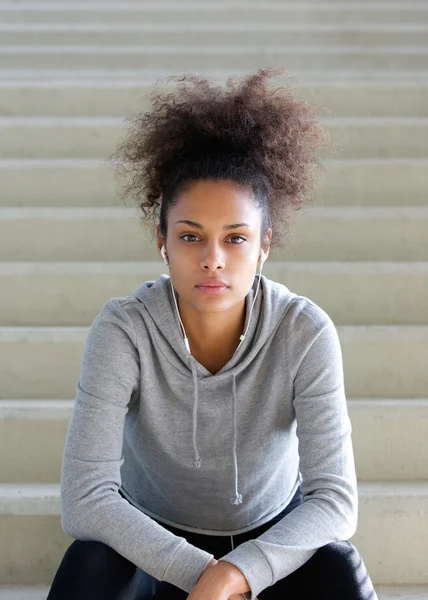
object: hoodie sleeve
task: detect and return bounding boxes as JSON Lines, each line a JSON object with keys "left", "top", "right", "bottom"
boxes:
{"left": 60, "top": 298, "right": 215, "bottom": 593}
{"left": 217, "top": 314, "right": 359, "bottom": 600}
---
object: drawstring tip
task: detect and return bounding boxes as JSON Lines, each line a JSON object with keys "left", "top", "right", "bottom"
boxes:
{"left": 193, "top": 457, "right": 201, "bottom": 468}
{"left": 230, "top": 493, "right": 243, "bottom": 505}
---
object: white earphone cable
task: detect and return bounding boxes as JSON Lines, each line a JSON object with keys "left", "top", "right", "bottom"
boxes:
{"left": 162, "top": 245, "right": 263, "bottom": 356}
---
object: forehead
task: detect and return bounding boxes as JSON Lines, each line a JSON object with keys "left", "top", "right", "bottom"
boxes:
{"left": 170, "top": 179, "right": 260, "bottom": 222}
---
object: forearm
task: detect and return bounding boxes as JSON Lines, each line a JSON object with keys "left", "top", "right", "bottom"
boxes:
{"left": 211, "top": 561, "right": 251, "bottom": 595}
{"left": 197, "top": 558, "right": 251, "bottom": 597}
{"left": 225, "top": 566, "right": 250, "bottom": 596}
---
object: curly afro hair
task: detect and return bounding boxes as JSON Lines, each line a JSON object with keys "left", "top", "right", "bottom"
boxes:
{"left": 109, "top": 68, "right": 336, "bottom": 253}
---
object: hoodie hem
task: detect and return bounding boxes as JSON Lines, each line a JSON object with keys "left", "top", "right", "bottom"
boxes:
{"left": 118, "top": 479, "right": 301, "bottom": 536}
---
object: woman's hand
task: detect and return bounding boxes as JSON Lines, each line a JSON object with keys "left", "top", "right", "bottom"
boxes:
{"left": 188, "top": 558, "right": 258, "bottom": 600}
{"left": 202, "top": 557, "right": 219, "bottom": 572}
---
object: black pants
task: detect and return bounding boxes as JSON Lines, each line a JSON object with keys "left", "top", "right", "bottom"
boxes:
{"left": 47, "top": 486, "right": 377, "bottom": 599}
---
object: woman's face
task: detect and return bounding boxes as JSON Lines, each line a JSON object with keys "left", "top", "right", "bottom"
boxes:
{"left": 157, "top": 178, "right": 271, "bottom": 315}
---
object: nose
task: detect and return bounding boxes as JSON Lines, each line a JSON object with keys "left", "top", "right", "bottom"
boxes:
{"left": 200, "top": 245, "right": 225, "bottom": 271}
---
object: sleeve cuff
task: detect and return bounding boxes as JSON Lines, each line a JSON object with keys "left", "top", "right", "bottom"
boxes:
{"left": 218, "top": 540, "right": 273, "bottom": 600}
{"left": 162, "top": 540, "right": 215, "bottom": 593}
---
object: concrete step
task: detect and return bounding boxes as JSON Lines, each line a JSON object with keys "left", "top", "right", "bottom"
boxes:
{"left": 2, "top": 158, "right": 427, "bottom": 207}
{"left": 0, "top": 116, "right": 119, "bottom": 159}
{"left": 0, "top": 588, "right": 48, "bottom": 600}
{"left": 0, "top": 481, "right": 426, "bottom": 585}
{"left": 1, "top": 80, "right": 428, "bottom": 118}
{"left": 291, "top": 205, "right": 428, "bottom": 260}
{"left": 1, "top": 206, "right": 427, "bottom": 261}
{"left": 1, "top": 323, "right": 427, "bottom": 399}
{"left": 1, "top": 1, "right": 428, "bottom": 26}
{"left": 1, "top": 67, "right": 427, "bottom": 82}
{"left": 0, "top": 585, "right": 427, "bottom": 600}
{"left": 2, "top": 24, "right": 428, "bottom": 47}
{"left": 1, "top": 261, "right": 427, "bottom": 326}
{"left": 1, "top": 398, "right": 427, "bottom": 482}
{"left": 1, "top": 45, "right": 428, "bottom": 71}
{"left": 2, "top": 116, "right": 428, "bottom": 159}
{"left": 368, "top": 588, "right": 428, "bottom": 600}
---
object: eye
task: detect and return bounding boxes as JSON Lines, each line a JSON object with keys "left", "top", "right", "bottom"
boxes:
{"left": 180, "top": 234, "right": 199, "bottom": 242}
{"left": 228, "top": 236, "right": 246, "bottom": 244}
{"left": 180, "top": 234, "right": 246, "bottom": 244}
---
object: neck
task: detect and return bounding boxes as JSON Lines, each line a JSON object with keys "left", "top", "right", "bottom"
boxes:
{"left": 177, "top": 295, "right": 247, "bottom": 355}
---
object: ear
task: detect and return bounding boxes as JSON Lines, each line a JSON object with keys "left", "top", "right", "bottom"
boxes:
{"left": 156, "top": 224, "right": 166, "bottom": 258}
{"left": 261, "top": 228, "right": 272, "bottom": 263}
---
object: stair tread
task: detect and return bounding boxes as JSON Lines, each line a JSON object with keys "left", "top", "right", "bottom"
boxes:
{"left": 1, "top": 584, "right": 428, "bottom": 600}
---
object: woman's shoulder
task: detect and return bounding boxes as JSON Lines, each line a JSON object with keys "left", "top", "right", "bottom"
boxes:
{"left": 89, "top": 295, "right": 148, "bottom": 347}
{"left": 273, "top": 282, "right": 334, "bottom": 336}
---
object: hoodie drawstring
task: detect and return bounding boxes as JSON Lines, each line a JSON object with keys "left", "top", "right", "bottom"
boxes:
{"left": 230, "top": 374, "right": 243, "bottom": 505}
{"left": 188, "top": 355, "right": 243, "bottom": 506}
{"left": 190, "top": 356, "right": 202, "bottom": 469}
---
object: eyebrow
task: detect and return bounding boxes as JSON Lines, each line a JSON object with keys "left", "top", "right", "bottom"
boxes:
{"left": 174, "top": 219, "right": 250, "bottom": 230}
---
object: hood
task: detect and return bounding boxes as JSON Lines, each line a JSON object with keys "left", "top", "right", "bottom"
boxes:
{"left": 132, "top": 273, "right": 296, "bottom": 506}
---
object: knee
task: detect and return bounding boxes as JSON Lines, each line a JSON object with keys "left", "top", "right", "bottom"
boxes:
{"left": 63, "top": 539, "right": 126, "bottom": 574}
{"left": 316, "top": 540, "right": 362, "bottom": 570}
{"left": 316, "top": 540, "right": 377, "bottom": 599}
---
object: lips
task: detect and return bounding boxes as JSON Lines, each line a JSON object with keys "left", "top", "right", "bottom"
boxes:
{"left": 196, "top": 281, "right": 228, "bottom": 288}
{"left": 196, "top": 283, "right": 228, "bottom": 295}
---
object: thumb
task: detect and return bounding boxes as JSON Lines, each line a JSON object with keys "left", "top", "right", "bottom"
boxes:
{"left": 206, "top": 558, "right": 218, "bottom": 568}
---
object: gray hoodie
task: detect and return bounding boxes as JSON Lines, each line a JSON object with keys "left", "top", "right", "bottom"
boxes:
{"left": 60, "top": 272, "right": 358, "bottom": 599}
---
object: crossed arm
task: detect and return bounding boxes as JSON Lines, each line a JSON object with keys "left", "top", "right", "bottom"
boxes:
{"left": 187, "top": 557, "right": 258, "bottom": 600}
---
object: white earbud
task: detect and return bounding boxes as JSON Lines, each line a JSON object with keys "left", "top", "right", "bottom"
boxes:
{"left": 161, "top": 245, "right": 169, "bottom": 267}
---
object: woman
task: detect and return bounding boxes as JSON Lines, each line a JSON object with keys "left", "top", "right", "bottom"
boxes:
{"left": 47, "top": 68, "right": 377, "bottom": 599}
